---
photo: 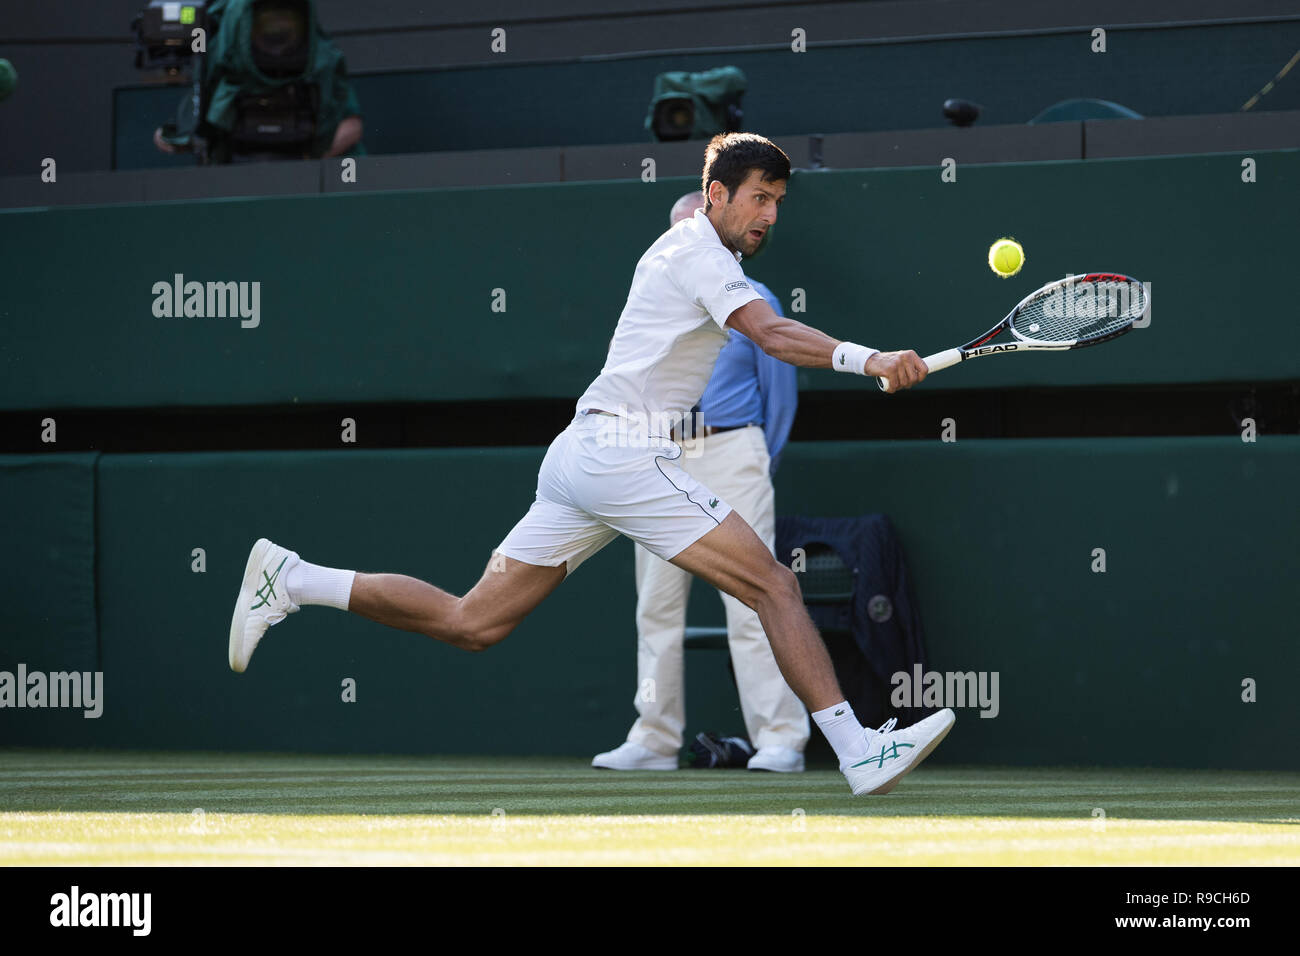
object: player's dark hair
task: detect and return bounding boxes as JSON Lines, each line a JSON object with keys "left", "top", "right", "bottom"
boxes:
{"left": 701, "top": 133, "right": 790, "bottom": 212}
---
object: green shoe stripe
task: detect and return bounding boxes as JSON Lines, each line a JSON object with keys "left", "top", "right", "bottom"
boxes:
{"left": 250, "top": 554, "right": 288, "bottom": 610}
{"left": 849, "top": 741, "right": 915, "bottom": 769}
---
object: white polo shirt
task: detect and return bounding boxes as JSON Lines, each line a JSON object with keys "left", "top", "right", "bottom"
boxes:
{"left": 575, "top": 207, "right": 766, "bottom": 422}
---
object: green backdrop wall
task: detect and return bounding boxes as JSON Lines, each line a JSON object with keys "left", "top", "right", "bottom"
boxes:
{"left": 112, "top": 21, "right": 1300, "bottom": 168}
{"left": 2, "top": 437, "right": 1295, "bottom": 769}
{"left": 3, "top": 150, "right": 1298, "bottom": 412}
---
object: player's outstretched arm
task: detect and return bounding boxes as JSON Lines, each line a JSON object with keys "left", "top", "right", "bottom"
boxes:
{"left": 726, "top": 298, "right": 928, "bottom": 392}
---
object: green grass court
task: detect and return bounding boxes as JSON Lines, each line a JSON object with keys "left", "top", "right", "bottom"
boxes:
{"left": 3, "top": 752, "right": 1297, "bottom": 865}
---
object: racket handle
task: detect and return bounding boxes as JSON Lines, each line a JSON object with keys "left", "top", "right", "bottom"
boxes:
{"left": 876, "top": 348, "right": 963, "bottom": 392}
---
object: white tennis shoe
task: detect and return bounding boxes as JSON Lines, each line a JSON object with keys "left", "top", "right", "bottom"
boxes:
{"left": 841, "top": 709, "right": 955, "bottom": 796}
{"left": 591, "top": 741, "right": 678, "bottom": 770}
{"left": 747, "top": 746, "right": 806, "bottom": 773}
{"left": 228, "top": 538, "right": 300, "bottom": 673}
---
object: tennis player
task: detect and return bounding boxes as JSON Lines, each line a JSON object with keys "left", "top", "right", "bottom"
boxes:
{"left": 592, "top": 190, "right": 809, "bottom": 774}
{"left": 229, "top": 132, "right": 954, "bottom": 795}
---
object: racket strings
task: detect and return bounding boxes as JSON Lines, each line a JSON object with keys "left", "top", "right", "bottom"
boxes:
{"left": 1012, "top": 279, "right": 1145, "bottom": 343}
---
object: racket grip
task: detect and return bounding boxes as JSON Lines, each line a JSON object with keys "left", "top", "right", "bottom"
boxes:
{"left": 875, "top": 348, "right": 963, "bottom": 392}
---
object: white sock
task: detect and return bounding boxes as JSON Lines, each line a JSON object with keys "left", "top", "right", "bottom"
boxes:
{"left": 286, "top": 559, "right": 355, "bottom": 610}
{"left": 812, "top": 701, "right": 868, "bottom": 765}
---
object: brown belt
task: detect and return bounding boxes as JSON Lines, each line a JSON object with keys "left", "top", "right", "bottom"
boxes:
{"left": 671, "top": 423, "right": 751, "bottom": 442}
{"left": 690, "top": 424, "right": 744, "bottom": 439}
{"left": 581, "top": 409, "right": 751, "bottom": 442}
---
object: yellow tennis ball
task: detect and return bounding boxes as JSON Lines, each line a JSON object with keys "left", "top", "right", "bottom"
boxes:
{"left": 988, "top": 238, "right": 1024, "bottom": 278}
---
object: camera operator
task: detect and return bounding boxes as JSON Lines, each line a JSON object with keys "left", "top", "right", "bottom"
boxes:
{"left": 149, "top": 0, "right": 363, "bottom": 163}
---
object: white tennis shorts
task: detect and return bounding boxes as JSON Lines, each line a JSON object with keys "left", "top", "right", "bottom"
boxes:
{"left": 496, "top": 411, "right": 734, "bottom": 573}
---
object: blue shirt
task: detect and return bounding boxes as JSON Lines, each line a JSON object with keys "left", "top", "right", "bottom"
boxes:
{"left": 697, "top": 279, "right": 798, "bottom": 476}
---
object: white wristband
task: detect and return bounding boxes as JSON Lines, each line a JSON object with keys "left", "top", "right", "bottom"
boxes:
{"left": 832, "top": 342, "right": 879, "bottom": 375}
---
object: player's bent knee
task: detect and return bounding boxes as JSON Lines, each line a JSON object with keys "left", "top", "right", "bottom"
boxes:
{"left": 727, "top": 561, "right": 798, "bottom": 612}
{"left": 442, "top": 604, "right": 517, "bottom": 652}
{"left": 459, "top": 619, "right": 519, "bottom": 653}
{"left": 753, "top": 562, "right": 802, "bottom": 613}
{"left": 460, "top": 635, "right": 491, "bottom": 653}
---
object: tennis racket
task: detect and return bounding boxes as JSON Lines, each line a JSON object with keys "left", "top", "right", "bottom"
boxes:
{"left": 877, "top": 273, "right": 1148, "bottom": 391}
